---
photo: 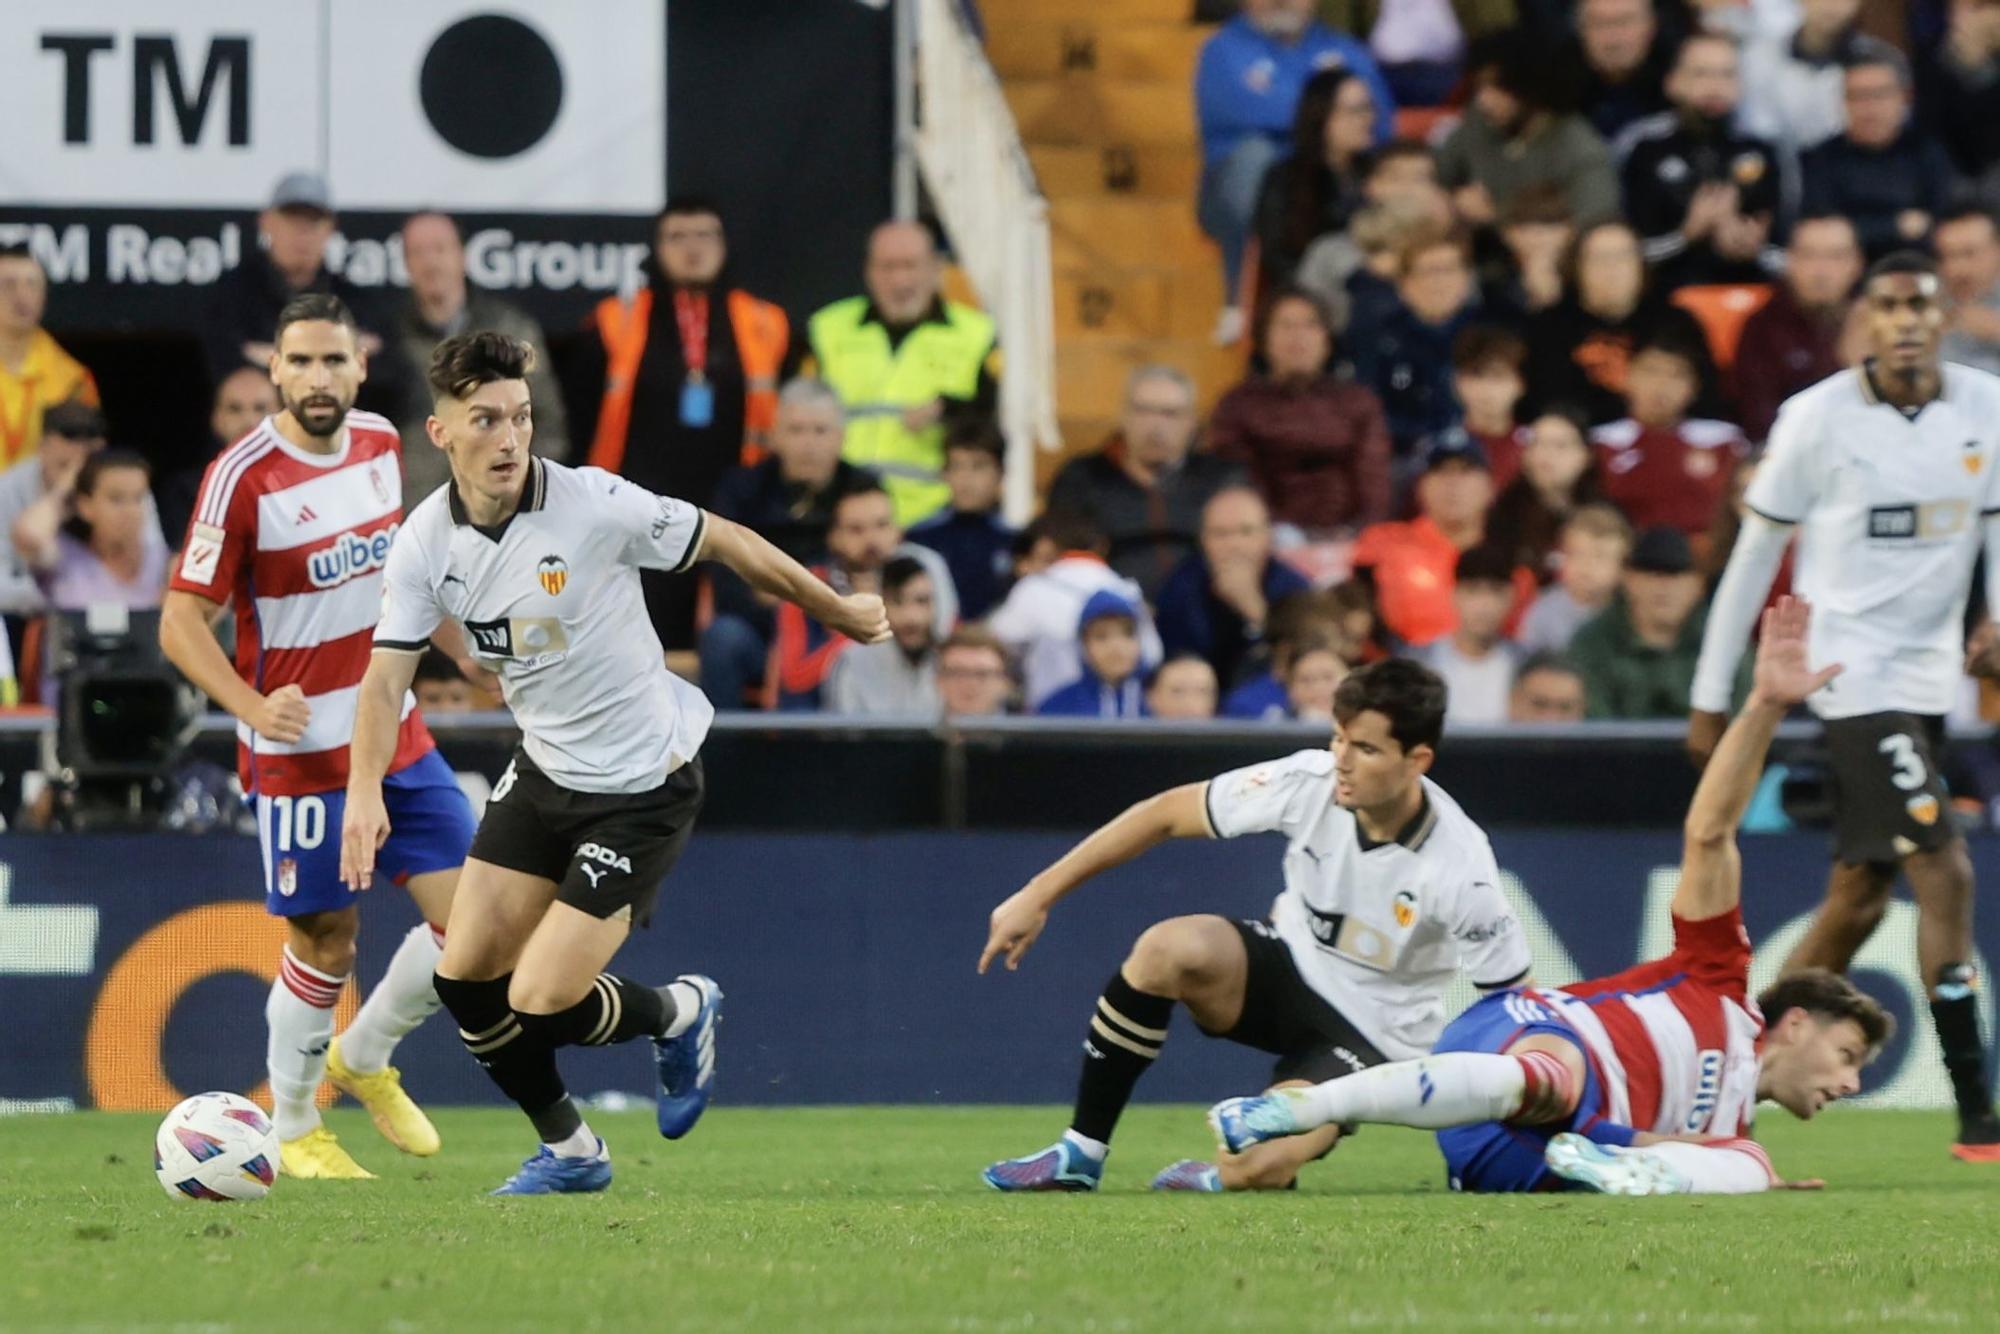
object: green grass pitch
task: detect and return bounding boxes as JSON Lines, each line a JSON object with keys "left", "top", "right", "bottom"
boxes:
{"left": 1, "top": 1107, "right": 1994, "bottom": 1331}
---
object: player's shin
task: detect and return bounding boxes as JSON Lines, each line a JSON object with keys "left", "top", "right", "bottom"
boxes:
{"left": 1069, "top": 972, "right": 1174, "bottom": 1156}
{"left": 512, "top": 974, "right": 685, "bottom": 1048}
{"left": 1287, "top": 1051, "right": 1550, "bottom": 1131}
{"left": 433, "top": 971, "right": 593, "bottom": 1154}
{"left": 1929, "top": 963, "right": 1997, "bottom": 1127}
{"left": 266, "top": 946, "right": 347, "bottom": 1140}
{"left": 337, "top": 923, "right": 446, "bottom": 1073}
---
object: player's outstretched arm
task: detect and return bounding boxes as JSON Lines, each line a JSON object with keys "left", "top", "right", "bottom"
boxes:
{"left": 697, "top": 514, "right": 890, "bottom": 646}
{"left": 340, "top": 648, "right": 422, "bottom": 891}
{"left": 159, "top": 589, "right": 310, "bottom": 743}
{"left": 979, "top": 783, "right": 1211, "bottom": 974}
{"left": 1676, "top": 596, "right": 1841, "bottom": 921}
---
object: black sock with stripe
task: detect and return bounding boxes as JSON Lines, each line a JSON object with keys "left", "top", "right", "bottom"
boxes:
{"left": 1068, "top": 971, "right": 1174, "bottom": 1147}
{"left": 432, "top": 971, "right": 580, "bottom": 1143}
{"left": 1931, "top": 964, "right": 1994, "bottom": 1125}
{"left": 514, "top": 974, "right": 672, "bottom": 1049}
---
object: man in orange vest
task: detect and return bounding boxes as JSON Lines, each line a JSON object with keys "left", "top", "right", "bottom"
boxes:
{"left": 586, "top": 198, "right": 794, "bottom": 653}
{"left": 0, "top": 244, "right": 98, "bottom": 471}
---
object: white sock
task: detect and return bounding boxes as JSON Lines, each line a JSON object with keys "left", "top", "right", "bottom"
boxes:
{"left": 547, "top": 1120, "right": 601, "bottom": 1159}
{"left": 267, "top": 946, "right": 346, "bottom": 1140}
{"left": 1062, "top": 1129, "right": 1109, "bottom": 1162}
{"left": 338, "top": 923, "right": 445, "bottom": 1072}
{"left": 1637, "top": 1140, "right": 1774, "bottom": 1195}
{"left": 1288, "top": 1053, "right": 1527, "bottom": 1131}
{"left": 661, "top": 979, "right": 704, "bottom": 1039}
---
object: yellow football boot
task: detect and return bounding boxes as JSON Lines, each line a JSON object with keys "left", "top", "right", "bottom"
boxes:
{"left": 278, "top": 1125, "right": 377, "bottom": 1179}
{"left": 326, "top": 1037, "right": 442, "bottom": 1157}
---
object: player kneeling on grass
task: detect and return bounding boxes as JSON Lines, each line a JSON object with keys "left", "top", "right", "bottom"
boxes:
{"left": 1211, "top": 597, "right": 1894, "bottom": 1195}
{"left": 340, "top": 332, "right": 889, "bottom": 1195}
{"left": 980, "top": 658, "right": 1532, "bottom": 1193}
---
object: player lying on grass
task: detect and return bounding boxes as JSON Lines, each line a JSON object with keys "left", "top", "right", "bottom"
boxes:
{"left": 341, "top": 332, "right": 888, "bottom": 1195}
{"left": 1211, "top": 597, "right": 1894, "bottom": 1195}
{"left": 981, "top": 659, "right": 1534, "bottom": 1193}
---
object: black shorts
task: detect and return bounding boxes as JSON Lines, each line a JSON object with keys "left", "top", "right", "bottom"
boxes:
{"left": 1823, "top": 712, "right": 1956, "bottom": 865}
{"left": 1200, "top": 919, "right": 1389, "bottom": 1086}
{"left": 468, "top": 749, "right": 705, "bottom": 928}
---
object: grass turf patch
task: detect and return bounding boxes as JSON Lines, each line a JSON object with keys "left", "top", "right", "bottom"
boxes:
{"left": 0, "top": 1107, "right": 1992, "bottom": 1331}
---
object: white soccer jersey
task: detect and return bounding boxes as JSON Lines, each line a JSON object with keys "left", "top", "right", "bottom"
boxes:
{"left": 1203, "top": 750, "right": 1531, "bottom": 1060}
{"left": 1743, "top": 364, "right": 2000, "bottom": 719}
{"left": 373, "top": 458, "right": 713, "bottom": 793}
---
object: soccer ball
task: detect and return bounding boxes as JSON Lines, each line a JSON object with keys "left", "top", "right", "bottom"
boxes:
{"left": 153, "top": 1092, "right": 279, "bottom": 1201}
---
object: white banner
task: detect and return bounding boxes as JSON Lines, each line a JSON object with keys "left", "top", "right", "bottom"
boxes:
{"left": 1, "top": 0, "right": 664, "bottom": 213}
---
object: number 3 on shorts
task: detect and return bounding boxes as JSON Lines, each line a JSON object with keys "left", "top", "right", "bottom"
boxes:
{"left": 1878, "top": 734, "right": 1927, "bottom": 792}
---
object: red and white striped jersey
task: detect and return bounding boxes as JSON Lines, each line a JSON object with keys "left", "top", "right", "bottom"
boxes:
{"left": 1536, "top": 909, "right": 1765, "bottom": 1138}
{"left": 170, "top": 410, "right": 434, "bottom": 797}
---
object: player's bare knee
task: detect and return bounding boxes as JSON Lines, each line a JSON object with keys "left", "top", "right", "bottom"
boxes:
{"left": 287, "top": 911, "right": 358, "bottom": 975}
{"left": 1124, "top": 917, "right": 1221, "bottom": 993}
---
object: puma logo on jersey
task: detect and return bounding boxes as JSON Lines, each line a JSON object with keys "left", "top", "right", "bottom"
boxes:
{"left": 578, "top": 842, "right": 632, "bottom": 874}
{"left": 307, "top": 524, "right": 399, "bottom": 589}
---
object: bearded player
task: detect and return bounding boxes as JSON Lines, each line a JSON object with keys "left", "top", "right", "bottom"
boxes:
{"left": 160, "top": 294, "right": 475, "bottom": 1179}
{"left": 1212, "top": 598, "right": 1895, "bottom": 1195}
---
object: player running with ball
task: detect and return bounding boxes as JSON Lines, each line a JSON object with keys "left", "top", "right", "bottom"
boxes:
{"left": 1212, "top": 597, "right": 1894, "bottom": 1195}
{"left": 341, "top": 332, "right": 888, "bottom": 1195}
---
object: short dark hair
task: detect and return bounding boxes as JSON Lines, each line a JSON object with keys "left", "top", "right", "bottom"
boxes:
{"left": 1757, "top": 968, "right": 1895, "bottom": 1057}
{"left": 1631, "top": 327, "right": 1707, "bottom": 374}
{"left": 1515, "top": 650, "right": 1582, "bottom": 684}
{"left": 1938, "top": 204, "right": 2000, "bottom": 236}
{"left": 427, "top": 331, "right": 536, "bottom": 401}
{"left": 944, "top": 418, "right": 1005, "bottom": 463}
{"left": 1454, "top": 543, "right": 1517, "bottom": 587}
{"left": 1333, "top": 658, "right": 1448, "bottom": 754}
{"left": 1865, "top": 249, "right": 1940, "bottom": 286}
{"left": 833, "top": 480, "right": 892, "bottom": 518}
{"left": 0, "top": 243, "right": 36, "bottom": 266}
{"left": 1362, "top": 138, "right": 1436, "bottom": 181}
{"left": 62, "top": 449, "right": 150, "bottom": 545}
{"left": 1451, "top": 325, "right": 1527, "bottom": 375}
{"left": 661, "top": 195, "right": 724, "bottom": 224}
{"left": 414, "top": 647, "right": 465, "bottom": 686}
{"left": 1022, "top": 510, "right": 1106, "bottom": 557}
{"left": 274, "top": 292, "right": 358, "bottom": 348}
{"left": 881, "top": 555, "right": 930, "bottom": 598}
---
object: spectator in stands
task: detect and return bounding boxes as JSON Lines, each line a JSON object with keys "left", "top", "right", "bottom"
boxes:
{"left": 1253, "top": 68, "right": 1379, "bottom": 291}
{"left": 1922, "top": 0, "right": 2000, "bottom": 196}
{"left": 1618, "top": 31, "right": 1784, "bottom": 290}
{"left": 1733, "top": 213, "right": 1865, "bottom": 441}
{"left": 1351, "top": 229, "right": 1486, "bottom": 463}
{"left": 394, "top": 211, "right": 568, "bottom": 502}
{"left": 1350, "top": 432, "right": 1494, "bottom": 646}
{"left": 1524, "top": 218, "right": 1720, "bottom": 423}
{"left": 987, "top": 512, "right": 1160, "bottom": 709}
{"left": 808, "top": 220, "right": 998, "bottom": 526}
{"left": 0, "top": 401, "right": 133, "bottom": 619}
{"left": 1281, "top": 636, "right": 1348, "bottom": 722}
{"left": 1208, "top": 288, "right": 1392, "bottom": 535}
{"left": 413, "top": 647, "right": 480, "bottom": 714}
{"left": 1450, "top": 326, "right": 1529, "bottom": 489}
{"left": 1490, "top": 185, "right": 1579, "bottom": 320}
{"left": 1486, "top": 405, "right": 1605, "bottom": 578}
{"left": 1419, "top": 544, "right": 1522, "bottom": 726}
{"left": 1294, "top": 143, "right": 1453, "bottom": 330}
{"left": 907, "top": 422, "right": 1016, "bottom": 619}
{"left": 1738, "top": 0, "right": 1903, "bottom": 156}
{"left": 1145, "top": 654, "right": 1220, "bottom": 720}
{"left": 1800, "top": 55, "right": 1958, "bottom": 260}
{"left": 699, "top": 379, "right": 873, "bottom": 707}
{"left": 1044, "top": 365, "right": 1240, "bottom": 602}
{"left": 1155, "top": 486, "right": 1310, "bottom": 690}
{"left": 1220, "top": 587, "right": 1367, "bottom": 719}
{"left": 1568, "top": 524, "right": 1712, "bottom": 718}
{"left": 937, "top": 624, "right": 1014, "bottom": 719}
{"left": 201, "top": 174, "right": 399, "bottom": 413}
{"left": 0, "top": 245, "right": 97, "bottom": 470}
{"left": 772, "top": 483, "right": 955, "bottom": 711}
{"left": 1317, "top": 0, "right": 1517, "bottom": 108}
{"left": 1937, "top": 205, "right": 2000, "bottom": 375}
{"left": 1195, "top": 0, "right": 1395, "bottom": 344}
{"left": 1591, "top": 330, "right": 1748, "bottom": 546}
{"left": 1038, "top": 591, "right": 1148, "bottom": 719}
{"left": 826, "top": 557, "right": 941, "bottom": 718}
{"left": 1435, "top": 30, "right": 1621, "bottom": 230}
{"left": 1518, "top": 501, "right": 1632, "bottom": 653}
{"left": 588, "top": 198, "right": 791, "bottom": 654}
{"left": 155, "top": 367, "right": 278, "bottom": 550}
{"left": 1569, "top": 0, "right": 1678, "bottom": 140}
{"left": 17, "top": 450, "right": 166, "bottom": 613}
{"left": 1508, "top": 651, "right": 1589, "bottom": 722}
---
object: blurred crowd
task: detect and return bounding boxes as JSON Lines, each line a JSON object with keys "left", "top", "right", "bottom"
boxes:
{"left": 6, "top": 0, "right": 2000, "bottom": 730}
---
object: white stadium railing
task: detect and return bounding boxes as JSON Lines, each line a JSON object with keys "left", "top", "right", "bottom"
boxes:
{"left": 903, "top": 0, "right": 1062, "bottom": 524}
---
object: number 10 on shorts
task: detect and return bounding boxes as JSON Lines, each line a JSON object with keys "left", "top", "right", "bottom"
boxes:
{"left": 268, "top": 795, "right": 328, "bottom": 851}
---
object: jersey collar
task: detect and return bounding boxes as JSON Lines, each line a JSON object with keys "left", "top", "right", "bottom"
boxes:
{"left": 1354, "top": 789, "right": 1437, "bottom": 853}
{"left": 448, "top": 456, "right": 546, "bottom": 541}
{"left": 1856, "top": 359, "right": 1946, "bottom": 418}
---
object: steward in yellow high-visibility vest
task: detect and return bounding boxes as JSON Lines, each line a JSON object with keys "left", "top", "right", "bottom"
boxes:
{"left": 805, "top": 222, "right": 1000, "bottom": 527}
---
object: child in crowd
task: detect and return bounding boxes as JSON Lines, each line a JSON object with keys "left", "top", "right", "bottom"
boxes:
{"left": 906, "top": 423, "right": 1016, "bottom": 621}
{"left": 1484, "top": 404, "right": 1602, "bottom": 576}
{"left": 988, "top": 513, "right": 1159, "bottom": 709}
{"left": 1591, "top": 332, "right": 1746, "bottom": 550}
{"left": 413, "top": 648, "right": 477, "bottom": 714}
{"left": 1449, "top": 326, "right": 1528, "bottom": 489}
{"left": 1038, "top": 590, "right": 1147, "bottom": 719}
{"left": 1281, "top": 637, "right": 1347, "bottom": 723}
{"left": 1144, "top": 653, "right": 1220, "bottom": 720}
{"left": 1417, "top": 544, "right": 1522, "bottom": 725}
{"left": 1518, "top": 503, "right": 1632, "bottom": 654}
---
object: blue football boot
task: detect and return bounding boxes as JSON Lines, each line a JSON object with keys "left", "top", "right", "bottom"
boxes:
{"left": 654, "top": 974, "right": 722, "bottom": 1140}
